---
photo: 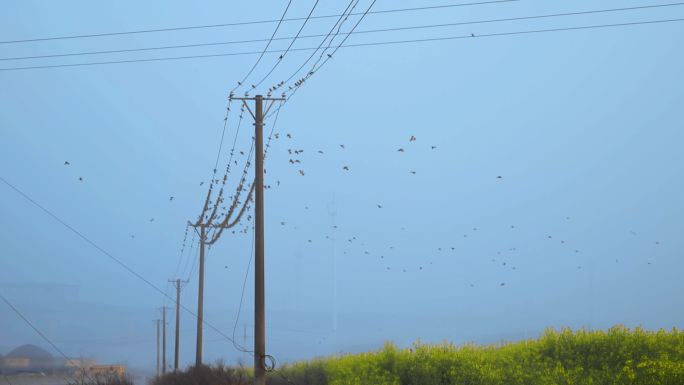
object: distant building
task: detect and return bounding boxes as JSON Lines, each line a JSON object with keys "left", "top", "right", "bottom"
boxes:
{"left": 1, "top": 344, "right": 54, "bottom": 374}
{"left": 88, "top": 364, "right": 127, "bottom": 378}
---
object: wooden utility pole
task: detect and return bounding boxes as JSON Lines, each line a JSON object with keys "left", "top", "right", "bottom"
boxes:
{"left": 231, "top": 94, "right": 283, "bottom": 385}
{"left": 160, "top": 306, "right": 169, "bottom": 374}
{"left": 169, "top": 278, "right": 188, "bottom": 372}
{"left": 155, "top": 319, "right": 161, "bottom": 377}
{"left": 195, "top": 225, "right": 206, "bottom": 368}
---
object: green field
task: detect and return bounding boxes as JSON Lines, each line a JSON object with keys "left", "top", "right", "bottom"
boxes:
{"left": 267, "top": 326, "right": 684, "bottom": 385}
{"left": 151, "top": 326, "right": 684, "bottom": 385}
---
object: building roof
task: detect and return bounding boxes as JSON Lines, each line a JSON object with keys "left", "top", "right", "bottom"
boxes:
{"left": 6, "top": 345, "right": 53, "bottom": 361}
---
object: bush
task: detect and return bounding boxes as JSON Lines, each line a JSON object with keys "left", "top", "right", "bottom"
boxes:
{"left": 68, "top": 373, "right": 134, "bottom": 385}
{"left": 153, "top": 326, "right": 684, "bottom": 385}
{"left": 150, "top": 363, "right": 251, "bottom": 385}
{"left": 271, "top": 326, "right": 684, "bottom": 385}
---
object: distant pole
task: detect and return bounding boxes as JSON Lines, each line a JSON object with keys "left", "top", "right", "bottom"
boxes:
{"left": 254, "top": 94, "right": 266, "bottom": 385}
{"left": 161, "top": 307, "right": 168, "bottom": 374}
{"left": 155, "top": 319, "right": 161, "bottom": 377}
{"left": 196, "top": 225, "right": 206, "bottom": 368}
{"left": 169, "top": 278, "right": 187, "bottom": 372}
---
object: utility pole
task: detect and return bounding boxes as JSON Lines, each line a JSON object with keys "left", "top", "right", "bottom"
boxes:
{"left": 231, "top": 94, "right": 284, "bottom": 385}
{"left": 155, "top": 319, "right": 161, "bottom": 377}
{"left": 169, "top": 279, "right": 188, "bottom": 372}
{"left": 195, "top": 225, "right": 206, "bottom": 368}
{"left": 159, "top": 306, "right": 169, "bottom": 375}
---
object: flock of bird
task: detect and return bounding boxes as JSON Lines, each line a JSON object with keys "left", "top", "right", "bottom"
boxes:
{"left": 60, "top": 128, "right": 663, "bottom": 291}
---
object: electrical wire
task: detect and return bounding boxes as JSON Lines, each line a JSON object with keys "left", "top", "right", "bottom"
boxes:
{"left": 231, "top": 0, "right": 293, "bottom": 93}
{"left": 276, "top": 0, "right": 378, "bottom": 109}
{"left": 180, "top": 229, "right": 197, "bottom": 281}
{"left": 6, "top": 17, "right": 683, "bottom": 72}
{"left": 66, "top": 0, "right": 684, "bottom": 65}
{"left": 0, "top": 0, "right": 519, "bottom": 45}
{"left": 280, "top": 0, "right": 359, "bottom": 89}
{"left": 0, "top": 292, "right": 91, "bottom": 384}
{"left": 206, "top": 100, "right": 256, "bottom": 227}
{"left": 253, "top": 0, "right": 321, "bottom": 91}
{"left": 231, "top": 216, "right": 255, "bottom": 354}
{"left": 172, "top": 223, "right": 190, "bottom": 279}
{"left": 0, "top": 175, "right": 246, "bottom": 351}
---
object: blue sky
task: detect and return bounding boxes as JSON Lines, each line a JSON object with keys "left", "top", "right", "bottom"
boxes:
{"left": 1, "top": 0, "right": 683, "bottom": 378}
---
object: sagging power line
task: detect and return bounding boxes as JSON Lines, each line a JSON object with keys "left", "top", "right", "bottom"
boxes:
{"left": 2, "top": 17, "right": 682, "bottom": 72}
{"left": 0, "top": 0, "right": 519, "bottom": 45}
{"left": 3, "top": 2, "right": 681, "bottom": 63}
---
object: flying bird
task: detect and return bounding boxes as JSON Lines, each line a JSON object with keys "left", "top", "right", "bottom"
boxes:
{"left": 410, "top": 170, "right": 416, "bottom": 175}
{"left": 169, "top": 196, "right": 174, "bottom": 201}
{"left": 318, "top": 150, "right": 324, "bottom": 154}
{"left": 149, "top": 218, "right": 155, "bottom": 222}
{"left": 298, "top": 170, "right": 305, "bottom": 176}
{"left": 377, "top": 204, "right": 382, "bottom": 209}
{"left": 343, "top": 166, "right": 349, "bottom": 171}
{"left": 287, "top": 133, "right": 292, "bottom": 139}
{"left": 397, "top": 148, "right": 405, "bottom": 152}
{"left": 64, "top": 161, "right": 70, "bottom": 166}
{"left": 496, "top": 176, "right": 503, "bottom": 179}
{"left": 78, "top": 177, "right": 83, "bottom": 182}
{"left": 409, "top": 135, "right": 416, "bottom": 142}
{"left": 431, "top": 146, "right": 437, "bottom": 150}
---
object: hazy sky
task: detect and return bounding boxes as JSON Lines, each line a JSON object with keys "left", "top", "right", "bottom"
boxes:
{"left": 1, "top": 0, "right": 683, "bottom": 377}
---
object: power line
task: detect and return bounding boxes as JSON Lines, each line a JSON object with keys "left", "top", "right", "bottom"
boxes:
{"left": 2, "top": 17, "right": 681, "bottom": 72}
{"left": 0, "top": 175, "right": 245, "bottom": 351}
{"left": 253, "top": 0, "right": 321, "bottom": 90}
{"left": 0, "top": 292, "right": 88, "bottom": 384}
{"left": 0, "top": 0, "right": 519, "bottom": 45}
{"left": 172, "top": 223, "right": 191, "bottom": 279}
{"left": 180, "top": 229, "right": 197, "bottom": 281}
{"left": 231, "top": 0, "right": 293, "bottom": 93}
{"left": 4, "top": 2, "right": 683, "bottom": 63}
{"left": 288, "top": 0, "right": 379, "bottom": 93}
{"left": 281, "top": 0, "right": 360, "bottom": 88}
